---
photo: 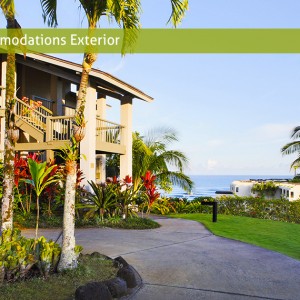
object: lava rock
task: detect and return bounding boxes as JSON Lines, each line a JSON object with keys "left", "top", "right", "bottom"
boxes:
{"left": 75, "top": 281, "right": 112, "bottom": 300}
{"left": 103, "top": 277, "right": 128, "bottom": 298}
{"left": 117, "top": 266, "right": 138, "bottom": 288}
{"left": 114, "top": 256, "right": 129, "bottom": 268}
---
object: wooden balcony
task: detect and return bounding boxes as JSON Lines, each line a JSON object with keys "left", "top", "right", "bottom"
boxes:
{"left": 14, "top": 98, "right": 125, "bottom": 154}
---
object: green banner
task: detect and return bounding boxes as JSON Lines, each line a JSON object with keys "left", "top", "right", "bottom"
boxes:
{"left": 0, "top": 28, "right": 300, "bottom": 53}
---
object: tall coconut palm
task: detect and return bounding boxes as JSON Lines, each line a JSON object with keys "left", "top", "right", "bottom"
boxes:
{"left": 132, "top": 128, "right": 193, "bottom": 192}
{"left": 41, "top": 0, "right": 189, "bottom": 271}
{"left": 281, "top": 126, "right": 300, "bottom": 170}
{"left": 0, "top": 0, "right": 23, "bottom": 231}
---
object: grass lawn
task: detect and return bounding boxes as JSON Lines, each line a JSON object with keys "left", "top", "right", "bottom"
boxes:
{"left": 173, "top": 213, "right": 300, "bottom": 260}
{"left": 0, "top": 255, "right": 118, "bottom": 300}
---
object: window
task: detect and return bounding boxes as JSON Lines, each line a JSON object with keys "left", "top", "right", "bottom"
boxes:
{"left": 291, "top": 192, "right": 294, "bottom": 198}
{"left": 236, "top": 187, "right": 239, "bottom": 193}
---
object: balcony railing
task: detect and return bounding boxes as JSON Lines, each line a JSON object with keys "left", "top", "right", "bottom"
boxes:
{"left": 46, "top": 116, "right": 73, "bottom": 142}
{"left": 96, "top": 117, "right": 124, "bottom": 145}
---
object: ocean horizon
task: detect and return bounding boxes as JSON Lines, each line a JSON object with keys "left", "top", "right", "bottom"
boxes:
{"left": 164, "top": 174, "right": 293, "bottom": 199}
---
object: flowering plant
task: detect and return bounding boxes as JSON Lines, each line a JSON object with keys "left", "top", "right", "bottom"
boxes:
{"left": 21, "top": 97, "right": 43, "bottom": 116}
{"left": 141, "top": 170, "right": 160, "bottom": 215}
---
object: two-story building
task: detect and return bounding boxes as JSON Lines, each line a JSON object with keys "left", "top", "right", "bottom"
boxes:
{"left": 0, "top": 53, "right": 153, "bottom": 187}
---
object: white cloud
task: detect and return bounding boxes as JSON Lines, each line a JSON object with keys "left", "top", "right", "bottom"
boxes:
{"left": 252, "top": 123, "right": 295, "bottom": 141}
{"left": 206, "top": 139, "right": 224, "bottom": 147}
{"left": 206, "top": 159, "right": 218, "bottom": 170}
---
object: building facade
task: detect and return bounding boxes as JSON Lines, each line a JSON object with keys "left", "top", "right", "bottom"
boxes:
{"left": 231, "top": 179, "right": 300, "bottom": 201}
{"left": 0, "top": 53, "right": 153, "bottom": 188}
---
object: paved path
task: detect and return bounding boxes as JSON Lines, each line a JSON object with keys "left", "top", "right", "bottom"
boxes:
{"left": 23, "top": 217, "right": 300, "bottom": 300}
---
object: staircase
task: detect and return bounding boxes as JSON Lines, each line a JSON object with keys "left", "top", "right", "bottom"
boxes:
{"left": 15, "top": 98, "right": 50, "bottom": 142}
{"left": 14, "top": 98, "right": 126, "bottom": 154}
{"left": 15, "top": 98, "right": 73, "bottom": 151}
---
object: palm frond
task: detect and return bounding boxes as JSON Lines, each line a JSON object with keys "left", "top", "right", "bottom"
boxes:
{"left": 168, "top": 0, "right": 189, "bottom": 27}
{"left": 0, "top": 0, "right": 15, "bottom": 19}
{"left": 290, "top": 155, "right": 300, "bottom": 170}
{"left": 40, "top": 0, "right": 58, "bottom": 27}
{"left": 157, "top": 171, "right": 194, "bottom": 192}
{"left": 145, "top": 127, "right": 178, "bottom": 148}
{"left": 107, "top": 0, "right": 141, "bottom": 54}
{"left": 79, "top": 0, "right": 107, "bottom": 28}
{"left": 291, "top": 126, "right": 300, "bottom": 139}
{"left": 281, "top": 141, "right": 300, "bottom": 155}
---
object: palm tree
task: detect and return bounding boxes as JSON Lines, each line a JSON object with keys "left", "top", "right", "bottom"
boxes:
{"left": 133, "top": 128, "right": 193, "bottom": 192}
{"left": 41, "top": 0, "right": 189, "bottom": 271}
{"left": 0, "top": 0, "right": 23, "bottom": 231}
{"left": 281, "top": 126, "right": 300, "bottom": 170}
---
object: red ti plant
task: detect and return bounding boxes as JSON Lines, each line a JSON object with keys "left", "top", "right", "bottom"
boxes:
{"left": 141, "top": 170, "right": 160, "bottom": 215}
{"left": 106, "top": 175, "right": 137, "bottom": 219}
{"left": 42, "top": 159, "right": 60, "bottom": 216}
{"left": 14, "top": 154, "right": 33, "bottom": 214}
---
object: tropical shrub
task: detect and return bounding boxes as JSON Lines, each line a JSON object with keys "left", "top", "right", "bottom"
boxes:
{"left": 78, "top": 175, "right": 141, "bottom": 221}
{"left": 78, "top": 180, "right": 117, "bottom": 221}
{"left": 0, "top": 229, "right": 62, "bottom": 282}
{"left": 149, "top": 197, "right": 176, "bottom": 215}
{"left": 215, "top": 196, "right": 300, "bottom": 223}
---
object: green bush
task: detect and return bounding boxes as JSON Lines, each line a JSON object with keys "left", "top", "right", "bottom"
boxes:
{"left": 215, "top": 196, "right": 300, "bottom": 223}
{"left": 76, "top": 216, "right": 160, "bottom": 229}
{"left": 0, "top": 229, "right": 62, "bottom": 282}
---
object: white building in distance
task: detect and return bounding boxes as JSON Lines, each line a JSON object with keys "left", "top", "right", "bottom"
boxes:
{"left": 230, "top": 179, "right": 300, "bottom": 201}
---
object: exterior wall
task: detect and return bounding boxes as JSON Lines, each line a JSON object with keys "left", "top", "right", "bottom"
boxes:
{"left": 19, "top": 66, "right": 52, "bottom": 100}
{"left": 231, "top": 180, "right": 300, "bottom": 201}
{"left": 278, "top": 184, "right": 300, "bottom": 201}
{"left": 231, "top": 181, "right": 254, "bottom": 197}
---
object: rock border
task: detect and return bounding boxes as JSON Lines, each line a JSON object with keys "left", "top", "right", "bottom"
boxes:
{"left": 75, "top": 253, "right": 143, "bottom": 300}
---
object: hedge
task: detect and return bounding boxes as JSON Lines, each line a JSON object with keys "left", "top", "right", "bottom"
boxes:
{"left": 169, "top": 196, "right": 300, "bottom": 224}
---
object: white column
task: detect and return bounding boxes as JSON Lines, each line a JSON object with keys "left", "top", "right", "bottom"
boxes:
{"left": 120, "top": 96, "right": 133, "bottom": 180}
{"left": 80, "top": 85, "right": 97, "bottom": 190}
{"left": 96, "top": 95, "right": 106, "bottom": 182}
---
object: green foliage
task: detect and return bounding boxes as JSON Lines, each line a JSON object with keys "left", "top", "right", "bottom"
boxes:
{"left": 290, "top": 175, "right": 300, "bottom": 183}
{"left": 23, "top": 159, "right": 59, "bottom": 242}
{"left": 148, "top": 197, "right": 176, "bottom": 215}
{"left": 77, "top": 176, "right": 141, "bottom": 221}
{"left": 78, "top": 180, "right": 117, "bottom": 221}
{"left": 0, "top": 254, "right": 117, "bottom": 300}
{"left": 0, "top": 229, "right": 62, "bottom": 282}
{"left": 25, "top": 159, "right": 59, "bottom": 197}
{"left": 75, "top": 215, "right": 160, "bottom": 229}
{"left": 251, "top": 181, "right": 278, "bottom": 198}
{"left": 215, "top": 196, "right": 300, "bottom": 223}
{"left": 132, "top": 128, "right": 193, "bottom": 193}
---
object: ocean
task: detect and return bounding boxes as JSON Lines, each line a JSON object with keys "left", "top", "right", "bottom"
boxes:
{"left": 164, "top": 175, "right": 293, "bottom": 200}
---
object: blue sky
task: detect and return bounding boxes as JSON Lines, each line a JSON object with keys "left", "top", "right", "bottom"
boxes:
{"left": 2, "top": 0, "right": 300, "bottom": 175}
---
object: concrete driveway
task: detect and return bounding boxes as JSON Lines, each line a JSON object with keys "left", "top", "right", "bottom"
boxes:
{"left": 23, "top": 217, "right": 300, "bottom": 300}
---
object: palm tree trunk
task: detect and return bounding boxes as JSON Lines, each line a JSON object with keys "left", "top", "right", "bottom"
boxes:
{"left": 58, "top": 51, "right": 97, "bottom": 271}
{"left": 1, "top": 51, "right": 16, "bottom": 231}
{"left": 57, "top": 160, "right": 78, "bottom": 271}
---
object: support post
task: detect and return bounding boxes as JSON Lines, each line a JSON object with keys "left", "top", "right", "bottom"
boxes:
{"left": 80, "top": 85, "right": 97, "bottom": 190}
{"left": 96, "top": 95, "right": 106, "bottom": 182}
{"left": 120, "top": 96, "right": 133, "bottom": 180}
